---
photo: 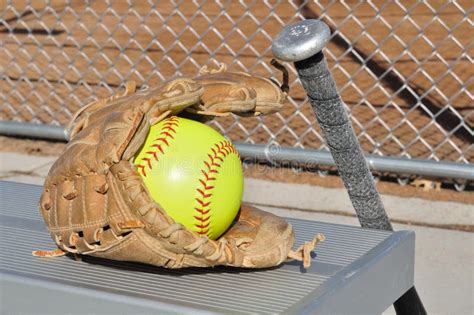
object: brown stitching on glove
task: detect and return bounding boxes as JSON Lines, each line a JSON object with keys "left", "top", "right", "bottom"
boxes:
{"left": 52, "top": 187, "right": 59, "bottom": 228}
{"left": 165, "top": 254, "right": 186, "bottom": 268}
{"left": 270, "top": 59, "right": 290, "bottom": 93}
{"left": 136, "top": 203, "right": 155, "bottom": 216}
{"left": 32, "top": 248, "right": 67, "bottom": 258}
{"left": 158, "top": 223, "right": 184, "bottom": 238}
{"left": 235, "top": 237, "right": 253, "bottom": 248}
{"left": 94, "top": 232, "right": 135, "bottom": 255}
{"left": 68, "top": 184, "right": 74, "bottom": 228}
{"left": 154, "top": 223, "right": 228, "bottom": 265}
{"left": 81, "top": 178, "right": 87, "bottom": 223}
{"left": 81, "top": 224, "right": 135, "bottom": 253}
{"left": 103, "top": 184, "right": 109, "bottom": 220}
{"left": 205, "top": 239, "right": 227, "bottom": 261}
{"left": 199, "top": 63, "right": 227, "bottom": 75}
{"left": 118, "top": 220, "right": 146, "bottom": 229}
{"left": 70, "top": 233, "right": 79, "bottom": 246}
{"left": 287, "top": 233, "right": 325, "bottom": 269}
{"left": 48, "top": 211, "right": 122, "bottom": 231}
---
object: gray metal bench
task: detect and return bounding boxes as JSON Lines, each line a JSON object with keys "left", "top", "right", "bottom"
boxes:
{"left": 0, "top": 181, "right": 414, "bottom": 314}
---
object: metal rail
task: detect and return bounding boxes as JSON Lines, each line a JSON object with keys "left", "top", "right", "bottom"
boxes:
{"left": 1, "top": 121, "right": 472, "bottom": 181}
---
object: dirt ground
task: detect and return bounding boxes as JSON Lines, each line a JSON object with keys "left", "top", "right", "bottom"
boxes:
{"left": 1, "top": 0, "right": 472, "bottom": 164}
{"left": 2, "top": 135, "right": 472, "bottom": 205}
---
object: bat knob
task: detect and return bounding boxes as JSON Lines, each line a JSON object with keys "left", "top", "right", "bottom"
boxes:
{"left": 272, "top": 19, "right": 331, "bottom": 62}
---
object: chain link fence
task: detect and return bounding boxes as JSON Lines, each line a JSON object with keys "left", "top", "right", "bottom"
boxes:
{"left": 1, "top": 1, "right": 472, "bottom": 168}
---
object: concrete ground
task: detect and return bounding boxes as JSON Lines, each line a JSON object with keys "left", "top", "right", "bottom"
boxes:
{"left": 1, "top": 152, "right": 473, "bottom": 314}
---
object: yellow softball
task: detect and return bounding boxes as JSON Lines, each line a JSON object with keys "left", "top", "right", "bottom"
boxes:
{"left": 134, "top": 116, "right": 243, "bottom": 240}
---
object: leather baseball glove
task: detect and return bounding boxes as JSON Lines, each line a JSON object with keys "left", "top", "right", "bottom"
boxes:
{"left": 33, "top": 63, "right": 324, "bottom": 269}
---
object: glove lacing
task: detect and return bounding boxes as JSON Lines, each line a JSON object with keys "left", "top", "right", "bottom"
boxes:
{"left": 287, "top": 233, "right": 326, "bottom": 268}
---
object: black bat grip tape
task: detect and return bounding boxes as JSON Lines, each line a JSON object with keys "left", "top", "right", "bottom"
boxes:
{"left": 295, "top": 52, "right": 393, "bottom": 231}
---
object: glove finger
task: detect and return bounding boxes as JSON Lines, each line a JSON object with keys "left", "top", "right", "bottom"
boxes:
{"left": 194, "top": 70, "right": 286, "bottom": 117}
{"left": 221, "top": 203, "right": 294, "bottom": 268}
{"left": 147, "top": 78, "right": 203, "bottom": 124}
{"left": 190, "top": 84, "right": 257, "bottom": 116}
{"left": 68, "top": 81, "right": 137, "bottom": 139}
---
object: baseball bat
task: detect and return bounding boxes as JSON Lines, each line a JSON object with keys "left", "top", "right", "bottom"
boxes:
{"left": 272, "top": 19, "right": 426, "bottom": 314}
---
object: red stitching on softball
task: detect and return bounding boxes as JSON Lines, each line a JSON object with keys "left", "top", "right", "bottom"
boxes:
{"left": 143, "top": 157, "right": 153, "bottom": 169}
{"left": 154, "top": 137, "right": 169, "bottom": 146}
{"left": 137, "top": 165, "right": 147, "bottom": 177}
{"left": 151, "top": 144, "right": 164, "bottom": 154}
{"left": 198, "top": 179, "right": 214, "bottom": 190}
{"left": 194, "top": 140, "right": 239, "bottom": 236}
{"left": 194, "top": 207, "right": 211, "bottom": 214}
{"left": 194, "top": 215, "right": 211, "bottom": 222}
{"left": 197, "top": 188, "right": 212, "bottom": 198}
{"left": 200, "top": 170, "right": 216, "bottom": 181}
{"left": 194, "top": 207, "right": 211, "bottom": 215}
{"left": 136, "top": 117, "right": 180, "bottom": 177}
{"left": 146, "top": 151, "right": 158, "bottom": 161}
{"left": 195, "top": 199, "right": 211, "bottom": 207}
{"left": 159, "top": 131, "right": 174, "bottom": 138}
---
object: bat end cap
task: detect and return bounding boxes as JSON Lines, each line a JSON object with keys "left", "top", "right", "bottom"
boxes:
{"left": 272, "top": 20, "right": 331, "bottom": 62}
